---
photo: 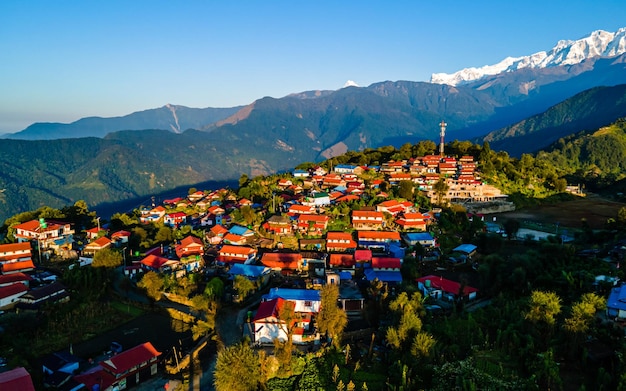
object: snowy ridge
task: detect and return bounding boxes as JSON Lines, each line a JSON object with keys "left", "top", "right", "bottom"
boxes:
{"left": 431, "top": 27, "right": 626, "bottom": 86}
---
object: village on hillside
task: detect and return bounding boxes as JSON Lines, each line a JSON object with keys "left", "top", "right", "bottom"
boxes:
{"left": 0, "top": 147, "right": 623, "bottom": 390}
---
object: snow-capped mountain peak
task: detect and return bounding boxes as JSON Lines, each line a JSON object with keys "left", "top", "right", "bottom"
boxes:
{"left": 431, "top": 27, "right": 626, "bottom": 86}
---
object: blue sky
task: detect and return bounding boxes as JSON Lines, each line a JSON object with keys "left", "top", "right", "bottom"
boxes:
{"left": 1, "top": 0, "right": 625, "bottom": 132}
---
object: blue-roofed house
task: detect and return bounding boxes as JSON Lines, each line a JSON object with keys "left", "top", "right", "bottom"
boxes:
{"left": 403, "top": 232, "right": 436, "bottom": 247}
{"left": 607, "top": 284, "right": 626, "bottom": 320}
{"left": 452, "top": 244, "right": 478, "bottom": 257}
{"left": 229, "top": 225, "right": 255, "bottom": 237}
{"left": 364, "top": 269, "right": 403, "bottom": 284}
{"left": 263, "top": 288, "right": 321, "bottom": 313}
{"left": 228, "top": 264, "right": 272, "bottom": 286}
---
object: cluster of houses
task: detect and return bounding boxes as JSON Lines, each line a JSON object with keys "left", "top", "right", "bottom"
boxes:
{"left": 0, "top": 340, "right": 163, "bottom": 391}
{"left": 0, "top": 240, "right": 69, "bottom": 312}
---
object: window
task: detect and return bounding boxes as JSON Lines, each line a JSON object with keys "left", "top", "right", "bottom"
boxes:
{"left": 304, "top": 300, "right": 312, "bottom": 307}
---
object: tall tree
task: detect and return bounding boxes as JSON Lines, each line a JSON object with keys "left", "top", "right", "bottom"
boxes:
{"left": 214, "top": 342, "right": 261, "bottom": 391}
{"left": 398, "top": 180, "right": 415, "bottom": 201}
{"left": 433, "top": 178, "right": 449, "bottom": 206}
{"left": 525, "top": 290, "right": 562, "bottom": 326}
{"left": 233, "top": 275, "right": 256, "bottom": 302}
{"left": 138, "top": 271, "right": 164, "bottom": 301}
{"left": 317, "top": 284, "right": 348, "bottom": 348}
{"left": 92, "top": 248, "right": 123, "bottom": 268}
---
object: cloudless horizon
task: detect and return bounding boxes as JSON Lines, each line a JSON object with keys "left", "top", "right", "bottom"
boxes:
{"left": 1, "top": 0, "right": 625, "bottom": 133}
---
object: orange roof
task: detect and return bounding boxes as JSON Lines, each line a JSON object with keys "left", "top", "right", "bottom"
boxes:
{"left": 260, "top": 252, "right": 302, "bottom": 270}
{"left": 1, "top": 260, "right": 35, "bottom": 273}
{"left": 352, "top": 210, "right": 384, "bottom": 218}
{"left": 210, "top": 225, "right": 229, "bottom": 235}
{"left": 326, "top": 232, "right": 353, "bottom": 241}
{"left": 111, "top": 230, "right": 131, "bottom": 238}
{"left": 378, "top": 200, "right": 400, "bottom": 208}
{"left": 87, "top": 236, "right": 112, "bottom": 247}
{"left": 401, "top": 212, "right": 429, "bottom": 220}
{"left": 224, "top": 233, "right": 245, "bottom": 243}
{"left": 14, "top": 219, "right": 68, "bottom": 235}
{"left": 140, "top": 254, "right": 172, "bottom": 269}
{"left": 298, "top": 214, "right": 329, "bottom": 222}
{"left": 335, "top": 195, "right": 360, "bottom": 203}
{"left": 289, "top": 204, "right": 314, "bottom": 213}
{"left": 357, "top": 231, "right": 401, "bottom": 240}
{"left": 180, "top": 235, "right": 203, "bottom": 247}
{"left": 329, "top": 253, "right": 355, "bottom": 267}
{"left": 219, "top": 245, "right": 255, "bottom": 256}
{"left": 0, "top": 242, "right": 31, "bottom": 254}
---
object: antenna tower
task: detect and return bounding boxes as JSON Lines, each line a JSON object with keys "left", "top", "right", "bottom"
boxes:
{"left": 439, "top": 120, "right": 447, "bottom": 157}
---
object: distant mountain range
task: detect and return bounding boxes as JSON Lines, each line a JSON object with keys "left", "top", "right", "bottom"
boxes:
{"left": 5, "top": 104, "right": 242, "bottom": 140}
{"left": 431, "top": 27, "right": 626, "bottom": 85}
{"left": 2, "top": 27, "right": 626, "bottom": 223}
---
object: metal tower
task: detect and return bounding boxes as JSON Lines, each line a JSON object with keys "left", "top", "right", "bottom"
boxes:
{"left": 439, "top": 120, "right": 447, "bottom": 157}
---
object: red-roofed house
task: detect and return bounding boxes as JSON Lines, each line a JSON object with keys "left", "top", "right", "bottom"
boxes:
{"left": 188, "top": 190, "right": 206, "bottom": 202}
{"left": 223, "top": 233, "right": 247, "bottom": 246}
{"left": 85, "top": 227, "right": 104, "bottom": 240}
{"left": 83, "top": 236, "right": 113, "bottom": 255}
{"left": 253, "top": 296, "right": 315, "bottom": 345}
{"left": 140, "top": 254, "right": 178, "bottom": 272}
{"left": 163, "top": 197, "right": 184, "bottom": 207}
{"left": 395, "top": 212, "right": 431, "bottom": 231}
{"left": 264, "top": 215, "right": 293, "bottom": 235}
{"left": 1, "top": 260, "right": 36, "bottom": 275}
{"left": 334, "top": 194, "right": 360, "bottom": 203}
{"left": 175, "top": 236, "right": 204, "bottom": 259}
{"left": 387, "top": 172, "right": 413, "bottom": 185}
{"left": 0, "top": 367, "right": 36, "bottom": 391}
{"left": 296, "top": 214, "right": 329, "bottom": 235}
{"left": 252, "top": 297, "right": 289, "bottom": 344}
{"left": 376, "top": 200, "right": 412, "bottom": 216}
{"left": 238, "top": 198, "right": 253, "bottom": 207}
{"left": 354, "top": 249, "right": 372, "bottom": 264}
{"left": 217, "top": 245, "right": 257, "bottom": 264}
{"left": 438, "top": 162, "right": 457, "bottom": 176}
{"left": 14, "top": 219, "right": 74, "bottom": 251}
{"left": 164, "top": 211, "right": 187, "bottom": 227}
{"left": 371, "top": 257, "right": 401, "bottom": 270}
{"left": 111, "top": 230, "right": 131, "bottom": 244}
{"left": 260, "top": 252, "right": 304, "bottom": 271}
{"left": 288, "top": 204, "right": 316, "bottom": 215}
{"left": 329, "top": 253, "right": 355, "bottom": 268}
{"left": 140, "top": 206, "right": 166, "bottom": 223}
{"left": 0, "top": 282, "right": 28, "bottom": 309}
{"left": 326, "top": 232, "right": 356, "bottom": 252}
{"left": 0, "top": 242, "right": 32, "bottom": 264}
{"left": 416, "top": 275, "right": 479, "bottom": 301}
{"left": 207, "top": 225, "right": 229, "bottom": 245}
{"left": 357, "top": 230, "right": 401, "bottom": 243}
{"left": 351, "top": 210, "right": 384, "bottom": 230}
{"left": 75, "top": 342, "right": 161, "bottom": 391}
{"left": 0, "top": 272, "right": 32, "bottom": 287}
